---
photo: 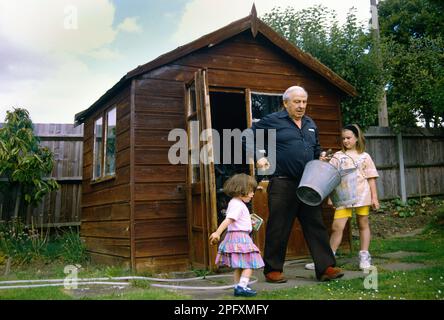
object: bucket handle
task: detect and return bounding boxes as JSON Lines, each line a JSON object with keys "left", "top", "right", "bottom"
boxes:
{"left": 329, "top": 153, "right": 363, "bottom": 177}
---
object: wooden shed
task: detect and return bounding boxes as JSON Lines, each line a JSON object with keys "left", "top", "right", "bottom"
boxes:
{"left": 74, "top": 7, "right": 357, "bottom": 272}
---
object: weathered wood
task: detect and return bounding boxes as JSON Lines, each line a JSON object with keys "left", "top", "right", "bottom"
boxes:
{"left": 135, "top": 95, "right": 184, "bottom": 114}
{"left": 365, "top": 126, "right": 444, "bottom": 200}
{"left": 135, "top": 237, "right": 188, "bottom": 257}
{"left": 135, "top": 147, "right": 172, "bottom": 165}
{"left": 134, "top": 219, "right": 188, "bottom": 240}
{"left": 135, "top": 79, "right": 184, "bottom": 98}
{"left": 82, "top": 202, "right": 130, "bottom": 222}
{"left": 135, "top": 254, "right": 189, "bottom": 272}
{"left": 88, "top": 252, "right": 130, "bottom": 268}
{"left": 134, "top": 201, "right": 186, "bottom": 220}
{"left": 134, "top": 165, "right": 186, "bottom": 183}
{"left": 134, "top": 129, "right": 176, "bottom": 147}
{"left": 82, "top": 237, "right": 131, "bottom": 257}
{"left": 133, "top": 113, "right": 185, "bottom": 130}
{"left": 134, "top": 183, "right": 186, "bottom": 201}
{"left": 81, "top": 220, "right": 130, "bottom": 239}
{"left": 82, "top": 184, "right": 130, "bottom": 207}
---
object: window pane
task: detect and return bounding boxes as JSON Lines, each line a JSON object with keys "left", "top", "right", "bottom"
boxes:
{"left": 251, "top": 94, "right": 283, "bottom": 122}
{"left": 105, "top": 107, "right": 116, "bottom": 176}
{"left": 93, "top": 117, "right": 103, "bottom": 179}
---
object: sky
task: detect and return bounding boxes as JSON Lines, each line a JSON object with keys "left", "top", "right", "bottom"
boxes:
{"left": 0, "top": 0, "right": 374, "bottom": 124}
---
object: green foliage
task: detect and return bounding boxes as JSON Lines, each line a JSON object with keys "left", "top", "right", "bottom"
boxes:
{"left": 0, "top": 221, "right": 89, "bottom": 265}
{"left": 0, "top": 108, "right": 60, "bottom": 219}
{"left": 262, "top": 5, "right": 387, "bottom": 129}
{"left": 379, "top": 0, "right": 444, "bottom": 129}
{"left": 0, "top": 219, "right": 50, "bottom": 264}
{"left": 57, "top": 228, "right": 89, "bottom": 264}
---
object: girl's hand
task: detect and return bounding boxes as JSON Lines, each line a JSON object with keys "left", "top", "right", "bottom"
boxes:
{"left": 372, "top": 199, "right": 380, "bottom": 210}
{"left": 209, "top": 232, "right": 220, "bottom": 245}
{"left": 327, "top": 197, "right": 335, "bottom": 208}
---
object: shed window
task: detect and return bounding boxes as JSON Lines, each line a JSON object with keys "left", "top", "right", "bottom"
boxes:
{"left": 105, "top": 108, "right": 116, "bottom": 176}
{"left": 93, "top": 117, "right": 103, "bottom": 179}
{"left": 251, "top": 93, "right": 283, "bottom": 122}
{"left": 92, "top": 106, "right": 117, "bottom": 181}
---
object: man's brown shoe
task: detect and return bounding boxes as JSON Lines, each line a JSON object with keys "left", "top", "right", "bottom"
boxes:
{"left": 265, "top": 271, "right": 287, "bottom": 283}
{"left": 320, "top": 266, "right": 344, "bottom": 282}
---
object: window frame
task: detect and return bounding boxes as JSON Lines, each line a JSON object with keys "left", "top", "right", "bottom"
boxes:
{"left": 91, "top": 105, "right": 117, "bottom": 184}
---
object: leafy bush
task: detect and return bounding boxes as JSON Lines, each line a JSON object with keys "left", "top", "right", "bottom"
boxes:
{"left": 56, "top": 228, "right": 89, "bottom": 264}
{"left": 0, "top": 219, "right": 50, "bottom": 264}
{"left": 0, "top": 221, "right": 88, "bottom": 265}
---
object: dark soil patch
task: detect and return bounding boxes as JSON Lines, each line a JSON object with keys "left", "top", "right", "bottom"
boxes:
{"left": 352, "top": 197, "right": 444, "bottom": 239}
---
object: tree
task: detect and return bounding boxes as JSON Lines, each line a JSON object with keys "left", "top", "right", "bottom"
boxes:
{"left": 0, "top": 108, "right": 59, "bottom": 220}
{"left": 262, "top": 5, "right": 387, "bottom": 129}
{"left": 379, "top": 0, "right": 444, "bottom": 128}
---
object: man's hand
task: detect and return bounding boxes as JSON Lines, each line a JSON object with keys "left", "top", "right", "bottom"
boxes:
{"left": 256, "top": 157, "right": 271, "bottom": 170}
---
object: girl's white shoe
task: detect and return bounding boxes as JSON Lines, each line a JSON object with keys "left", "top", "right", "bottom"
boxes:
{"left": 304, "top": 262, "right": 315, "bottom": 270}
{"left": 359, "top": 250, "right": 372, "bottom": 270}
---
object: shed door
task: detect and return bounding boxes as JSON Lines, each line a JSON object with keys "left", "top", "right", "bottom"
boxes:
{"left": 185, "top": 69, "right": 218, "bottom": 270}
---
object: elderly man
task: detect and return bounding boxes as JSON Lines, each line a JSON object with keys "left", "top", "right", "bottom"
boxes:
{"left": 247, "top": 86, "right": 344, "bottom": 283}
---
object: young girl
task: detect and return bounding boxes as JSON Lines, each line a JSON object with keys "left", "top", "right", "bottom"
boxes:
{"left": 209, "top": 173, "right": 264, "bottom": 297}
{"left": 306, "top": 124, "right": 380, "bottom": 270}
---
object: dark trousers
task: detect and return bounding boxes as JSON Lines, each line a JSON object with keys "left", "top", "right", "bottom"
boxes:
{"left": 263, "top": 177, "right": 336, "bottom": 280}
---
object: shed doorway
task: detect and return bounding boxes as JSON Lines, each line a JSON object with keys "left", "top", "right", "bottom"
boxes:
{"left": 209, "top": 91, "right": 251, "bottom": 227}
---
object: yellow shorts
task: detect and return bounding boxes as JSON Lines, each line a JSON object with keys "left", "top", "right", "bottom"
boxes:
{"left": 334, "top": 206, "right": 370, "bottom": 219}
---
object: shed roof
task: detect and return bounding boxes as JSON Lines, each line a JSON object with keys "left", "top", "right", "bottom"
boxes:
{"left": 74, "top": 6, "right": 357, "bottom": 125}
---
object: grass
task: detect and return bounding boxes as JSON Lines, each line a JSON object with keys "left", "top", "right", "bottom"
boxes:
{"left": 249, "top": 210, "right": 444, "bottom": 300}
{"left": 1, "top": 202, "right": 443, "bottom": 300}
{"left": 0, "top": 262, "right": 192, "bottom": 300}
{"left": 255, "top": 266, "right": 444, "bottom": 300}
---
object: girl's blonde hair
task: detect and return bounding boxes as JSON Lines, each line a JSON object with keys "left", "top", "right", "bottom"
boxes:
{"left": 342, "top": 124, "right": 366, "bottom": 153}
{"left": 223, "top": 173, "right": 257, "bottom": 197}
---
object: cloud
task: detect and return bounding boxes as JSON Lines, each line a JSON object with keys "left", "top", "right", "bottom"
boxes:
{"left": 172, "top": 0, "right": 371, "bottom": 46}
{"left": 0, "top": 0, "right": 117, "bottom": 56}
{"left": 0, "top": 0, "right": 136, "bottom": 123}
{"left": 0, "top": 56, "right": 118, "bottom": 123}
{"left": 117, "top": 17, "right": 142, "bottom": 33}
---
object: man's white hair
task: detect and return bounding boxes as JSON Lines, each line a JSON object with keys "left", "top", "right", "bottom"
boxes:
{"left": 283, "top": 86, "right": 308, "bottom": 102}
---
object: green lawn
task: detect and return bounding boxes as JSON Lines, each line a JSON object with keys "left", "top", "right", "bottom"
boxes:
{"left": 253, "top": 219, "right": 444, "bottom": 300}
{"left": 1, "top": 205, "right": 443, "bottom": 300}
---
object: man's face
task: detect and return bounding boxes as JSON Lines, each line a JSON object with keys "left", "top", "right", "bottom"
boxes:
{"left": 283, "top": 90, "right": 308, "bottom": 121}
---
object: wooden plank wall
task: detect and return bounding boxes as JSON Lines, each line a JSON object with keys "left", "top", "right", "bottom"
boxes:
{"left": 365, "top": 126, "right": 444, "bottom": 200}
{"left": 0, "top": 123, "right": 83, "bottom": 226}
{"left": 132, "top": 76, "right": 189, "bottom": 272}
{"left": 133, "top": 30, "right": 345, "bottom": 270}
{"left": 80, "top": 87, "right": 132, "bottom": 267}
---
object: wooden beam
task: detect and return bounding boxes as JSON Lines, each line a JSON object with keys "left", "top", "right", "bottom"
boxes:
{"left": 250, "top": 4, "right": 258, "bottom": 38}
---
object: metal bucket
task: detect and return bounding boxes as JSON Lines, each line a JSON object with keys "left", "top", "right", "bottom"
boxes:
{"left": 296, "top": 160, "right": 341, "bottom": 206}
{"left": 330, "top": 167, "right": 359, "bottom": 208}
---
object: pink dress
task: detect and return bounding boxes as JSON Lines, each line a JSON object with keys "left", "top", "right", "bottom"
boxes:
{"left": 215, "top": 198, "right": 264, "bottom": 269}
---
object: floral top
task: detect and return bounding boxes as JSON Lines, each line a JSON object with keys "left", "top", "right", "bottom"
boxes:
{"left": 329, "top": 151, "right": 379, "bottom": 209}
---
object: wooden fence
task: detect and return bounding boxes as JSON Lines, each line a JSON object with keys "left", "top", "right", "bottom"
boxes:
{"left": 0, "top": 123, "right": 83, "bottom": 226}
{"left": 1, "top": 124, "right": 442, "bottom": 225}
{"left": 365, "top": 126, "right": 444, "bottom": 201}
